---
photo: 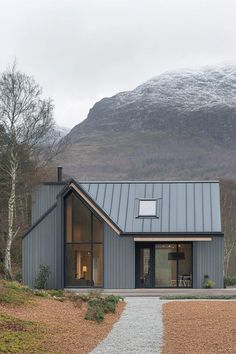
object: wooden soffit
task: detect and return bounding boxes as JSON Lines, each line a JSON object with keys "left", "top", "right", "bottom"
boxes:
{"left": 69, "top": 182, "right": 121, "bottom": 235}
{"left": 134, "top": 237, "right": 212, "bottom": 242}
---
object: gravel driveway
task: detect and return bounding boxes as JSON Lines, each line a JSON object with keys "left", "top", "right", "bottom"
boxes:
{"left": 90, "top": 297, "right": 165, "bottom": 354}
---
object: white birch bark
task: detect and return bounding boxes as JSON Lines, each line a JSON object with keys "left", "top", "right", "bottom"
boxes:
{"left": 3, "top": 151, "right": 19, "bottom": 278}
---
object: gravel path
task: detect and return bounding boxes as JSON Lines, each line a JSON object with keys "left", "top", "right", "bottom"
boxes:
{"left": 90, "top": 297, "right": 165, "bottom": 354}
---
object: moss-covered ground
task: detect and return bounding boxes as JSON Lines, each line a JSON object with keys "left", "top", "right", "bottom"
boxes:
{"left": 0, "top": 314, "right": 45, "bottom": 353}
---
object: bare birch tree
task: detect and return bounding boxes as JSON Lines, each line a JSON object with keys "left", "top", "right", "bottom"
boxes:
{"left": 0, "top": 63, "right": 54, "bottom": 278}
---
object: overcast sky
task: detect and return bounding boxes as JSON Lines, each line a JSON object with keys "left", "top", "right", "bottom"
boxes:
{"left": 0, "top": 0, "right": 236, "bottom": 128}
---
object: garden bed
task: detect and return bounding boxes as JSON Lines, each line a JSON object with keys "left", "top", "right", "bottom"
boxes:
{"left": 0, "top": 281, "right": 125, "bottom": 353}
{"left": 162, "top": 301, "right": 236, "bottom": 354}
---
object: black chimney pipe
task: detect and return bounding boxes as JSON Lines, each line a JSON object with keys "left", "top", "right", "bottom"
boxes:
{"left": 57, "top": 166, "right": 63, "bottom": 182}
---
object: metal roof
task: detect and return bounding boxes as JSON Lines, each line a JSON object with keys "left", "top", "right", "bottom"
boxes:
{"left": 79, "top": 181, "right": 222, "bottom": 234}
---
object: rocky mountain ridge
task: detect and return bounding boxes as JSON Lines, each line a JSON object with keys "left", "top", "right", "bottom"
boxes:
{"left": 58, "top": 65, "right": 236, "bottom": 180}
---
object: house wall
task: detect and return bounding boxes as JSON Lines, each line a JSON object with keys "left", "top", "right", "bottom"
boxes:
{"left": 31, "top": 183, "right": 65, "bottom": 223}
{"left": 104, "top": 224, "right": 135, "bottom": 288}
{"left": 23, "top": 187, "right": 224, "bottom": 289}
{"left": 193, "top": 236, "right": 224, "bottom": 288}
{"left": 22, "top": 198, "right": 64, "bottom": 289}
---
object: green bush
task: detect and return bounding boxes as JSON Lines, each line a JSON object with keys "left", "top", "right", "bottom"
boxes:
{"left": 202, "top": 274, "right": 215, "bottom": 289}
{"left": 103, "top": 299, "right": 116, "bottom": 313}
{"left": 34, "top": 265, "right": 51, "bottom": 289}
{"left": 84, "top": 294, "right": 123, "bottom": 323}
{"left": 85, "top": 304, "right": 104, "bottom": 323}
{"left": 105, "top": 295, "right": 124, "bottom": 304}
{"left": 224, "top": 276, "right": 236, "bottom": 287}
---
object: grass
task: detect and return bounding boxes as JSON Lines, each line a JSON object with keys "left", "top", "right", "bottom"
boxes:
{"left": 0, "top": 282, "right": 125, "bottom": 353}
{"left": 0, "top": 280, "right": 65, "bottom": 305}
{"left": 0, "top": 281, "right": 33, "bottom": 306}
{"left": 160, "top": 294, "right": 236, "bottom": 300}
{"left": 0, "top": 281, "right": 66, "bottom": 353}
{"left": 0, "top": 314, "right": 45, "bottom": 353}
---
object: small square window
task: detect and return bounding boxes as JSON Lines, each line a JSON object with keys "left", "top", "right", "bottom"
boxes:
{"left": 139, "top": 199, "right": 157, "bottom": 217}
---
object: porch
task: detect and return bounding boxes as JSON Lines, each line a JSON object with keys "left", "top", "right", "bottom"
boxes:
{"left": 65, "top": 287, "right": 236, "bottom": 297}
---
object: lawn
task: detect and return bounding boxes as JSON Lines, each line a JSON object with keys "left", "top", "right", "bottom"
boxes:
{"left": 162, "top": 301, "right": 236, "bottom": 354}
{"left": 0, "top": 281, "right": 125, "bottom": 354}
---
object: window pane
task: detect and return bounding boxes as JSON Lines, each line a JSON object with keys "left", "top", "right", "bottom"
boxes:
{"left": 155, "top": 244, "right": 177, "bottom": 287}
{"left": 65, "top": 193, "right": 72, "bottom": 242}
{"left": 139, "top": 248, "right": 151, "bottom": 287}
{"left": 178, "top": 244, "right": 192, "bottom": 287}
{"left": 65, "top": 244, "right": 92, "bottom": 287}
{"left": 139, "top": 200, "right": 156, "bottom": 216}
{"left": 73, "top": 194, "right": 91, "bottom": 242}
{"left": 93, "top": 215, "right": 103, "bottom": 242}
{"left": 93, "top": 244, "right": 103, "bottom": 286}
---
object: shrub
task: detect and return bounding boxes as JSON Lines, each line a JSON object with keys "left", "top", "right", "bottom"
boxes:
{"left": 34, "top": 265, "right": 51, "bottom": 289}
{"left": 46, "top": 289, "right": 64, "bottom": 297}
{"left": 85, "top": 304, "right": 104, "bottom": 323}
{"left": 14, "top": 272, "right": 22, "bottom": 283}
{"left": 68, "top": 290, "right": 102, "bottom": 304}
{"left": 84, "top": 294, "right": 123, "bottom": 322}
{"left": 68, "top": 294, "right": 83, "bottom": 308}
{"left": 202, "top": 274, "right": 215, "bottom": 289}
{"left": 103, "top": 299, "right": 116, "bottom": 313}
{"left": 105, "top": 295, "right": 123, "bottom": 304}
{"left": 31, "top": 289, "right": 49, "bottom": 297}
{"left": 224, "top": 276, "right": 236, "bottom": 287}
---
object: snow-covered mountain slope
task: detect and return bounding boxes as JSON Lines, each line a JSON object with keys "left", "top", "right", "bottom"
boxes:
{"left": 66, "top": 64, "right": 236, "bottom": 144}
{"left": 57, "top": 65, "right": 236, "bottom": 180}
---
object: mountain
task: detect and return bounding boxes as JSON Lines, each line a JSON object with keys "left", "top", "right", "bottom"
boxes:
{"left": 54, "top": 125, "right": 70, "bottom": 140}
{"left": 57, "top": 65, "right": 236, "bottom": 180}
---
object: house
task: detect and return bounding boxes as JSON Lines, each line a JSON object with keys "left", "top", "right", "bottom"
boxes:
{"left": 22, "top": 168, "right": 224, "bottom": 289}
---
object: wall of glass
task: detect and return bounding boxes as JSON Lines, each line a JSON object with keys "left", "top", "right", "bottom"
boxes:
{"left": 136, "top": 242, "right": 192, "bottom": 288}
{"left": 65, "top": 193, "right": 103, "bottom": 287}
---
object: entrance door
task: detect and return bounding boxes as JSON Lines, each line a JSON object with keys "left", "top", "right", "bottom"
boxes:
{"left": 155, "top": 244, "right": 177, "bottom": 287}
{"left": 135, "top": 244, "right": 153, "bottom": 288}
{"left": 136, "top": 242, "right": 192, "bottom": 288}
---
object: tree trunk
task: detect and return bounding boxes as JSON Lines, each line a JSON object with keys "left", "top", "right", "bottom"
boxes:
{"left": 3, "top": 152, "right": 18, "bottom": 279}
{"left": 224, "top": 240, "right": 236, "bottom": 277}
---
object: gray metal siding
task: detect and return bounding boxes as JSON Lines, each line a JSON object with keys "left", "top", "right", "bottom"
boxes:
{"left": 80, "top": 181, "right": 221, "bottom": 234}
{"left": 104, "top": 224, "right": 135, "bottom": 289}
{"left": 193, "top": 236, "right": 224, "bottom": 288}
{"left": 31, "top": 184, "right": 65, "bottom": 224}
{"left": 22, "top": 204, "right": 63, "bottom": 289}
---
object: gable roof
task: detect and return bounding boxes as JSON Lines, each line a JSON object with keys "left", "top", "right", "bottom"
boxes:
{"left": 78, "top": 181, "right": 222, "bottom": 234}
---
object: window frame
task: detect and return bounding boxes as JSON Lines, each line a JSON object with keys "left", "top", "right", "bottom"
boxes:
{"left": 64, "top": 191, "right": 104, "bottom": 288}
{"left": 138, "top": 198, "right": 158, "bottom": 218}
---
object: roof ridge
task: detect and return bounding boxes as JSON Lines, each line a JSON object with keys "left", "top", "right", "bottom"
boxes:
{"left": 78, "top": 180, "right": 220, "bottom": 184}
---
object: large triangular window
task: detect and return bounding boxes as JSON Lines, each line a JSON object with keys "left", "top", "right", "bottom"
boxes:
{"left": 65, "top": 192, "right": 103, "bottom": 287}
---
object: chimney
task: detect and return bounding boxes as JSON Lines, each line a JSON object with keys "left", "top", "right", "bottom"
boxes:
{"left": 57, "top": 166, "right": 63, "bottom": 182}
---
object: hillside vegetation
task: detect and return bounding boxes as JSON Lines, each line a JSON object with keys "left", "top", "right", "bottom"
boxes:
{"left": 0, "top": 281, "right": 124, "bottom": 353}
